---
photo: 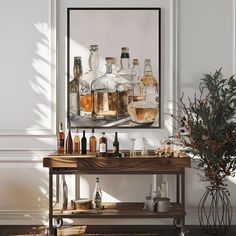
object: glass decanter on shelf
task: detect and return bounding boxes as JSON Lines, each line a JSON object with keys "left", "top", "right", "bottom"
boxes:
{"left": 130, "top": 137, "right": 136, "bottom": 158}
{"left": 79, "top": 45, "right": 103, "bottom": 117}
{"left": 91, "top": 57, "right": 118, "bottom": 119}
{"left": 128, "top": 59, "right": 159, "bottom": 124}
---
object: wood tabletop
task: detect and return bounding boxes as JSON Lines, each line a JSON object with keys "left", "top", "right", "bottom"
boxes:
{"left": 43, "top": 153, "right": 191, "bottom": 174}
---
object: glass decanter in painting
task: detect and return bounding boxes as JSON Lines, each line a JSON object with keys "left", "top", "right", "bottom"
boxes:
{"left": 79, "top": 45, "right": 103, "bottom": 117}
{"left": 91, "top": 57, "right": 118, "bottom": 119}
{"left": 128, "top": 59, "right": 159, "bottom": 125}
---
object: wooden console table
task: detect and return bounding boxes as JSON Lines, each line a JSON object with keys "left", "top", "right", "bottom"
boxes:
{"left": 43, "top": 154, "right": 191, "bottom": 236}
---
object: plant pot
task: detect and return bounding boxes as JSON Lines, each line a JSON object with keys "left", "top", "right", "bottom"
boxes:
{"left": 198, "top": 186, "right": 232, "bottom": 235}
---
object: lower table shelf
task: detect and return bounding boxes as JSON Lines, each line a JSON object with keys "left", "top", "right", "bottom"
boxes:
{"left": 53, "top": 202, "right": 183, "bottom": 219}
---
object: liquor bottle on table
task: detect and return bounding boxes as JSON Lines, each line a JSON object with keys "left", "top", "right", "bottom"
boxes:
{"left": 74, "top": 126, "right": 80, "bottom": 154}
{"left": 89, "top": 127, "right": 97, "bottom": 154}
{"left": 69, "top": 57, "right": 82, "bottom": 120}
{"left": 92, "top": 177, "right": 102, "bottom": 211}
{"left": 99, "top": 132, "right": 107, "bottom": 157}
{"left": 113, "top": 132, "right": 119, "bottom": 157}
{"left": 57, "top": 122, "right": 64, "bottom": 155}
{"left": 80, "top": 45, "right": 103, "bottom": 117}
{"left": 66, "top": 123, "right": 73, "bottom": 154}
{"left": 91, "top": 57, "right": 118, "bottom": 119}
{"left": 81, "top": 130, "right": 87, "bottom": 155}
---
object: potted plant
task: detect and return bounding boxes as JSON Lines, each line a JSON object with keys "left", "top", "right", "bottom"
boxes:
{"left": 173, "top": 68, "right": 236, "bottom": 235}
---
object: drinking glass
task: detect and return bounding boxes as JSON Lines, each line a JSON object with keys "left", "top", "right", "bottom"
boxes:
{"left": 154, "top": 140, "right": 164, "bottom": 158}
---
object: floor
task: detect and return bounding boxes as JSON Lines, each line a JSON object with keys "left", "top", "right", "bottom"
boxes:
{"left": 0, "top": 225, "right": 235, "bottom": 236}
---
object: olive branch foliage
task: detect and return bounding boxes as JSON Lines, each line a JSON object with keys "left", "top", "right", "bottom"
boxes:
{"left": 173, "top": 68, "right": 236, "bottom": 187}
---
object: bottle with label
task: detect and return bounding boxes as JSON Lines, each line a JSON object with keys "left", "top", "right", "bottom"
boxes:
{"left": 89, "top": 127, "right": 97, "bottom": 154}
{"left": 92, "top": 177, "right": 102, "bottom": 211}
{"left": 113, "top": 132, "right": 119, "bottom": 157}
{"left": 80, "top": 45, "right": 103, "bottom": 117}
{"left": 66, "top": 123, "right": 73, "bottom": 154}
{"left": 69, "top": 57, "right": 82, "bottom": 120}
{"left": 74, "top": 126, "right": 80, "bottom": 154}
{"left": 92, "top": 57, "right": 118, "bottom": 119}
{"left": 99, "top": 132, "right": 107, "bottom": 157}
{"left": 57, "top": 122, "right": 64, "bottom": 155}
{"left": 81, "top": 130, "right": 87, "bottom": 155}
{"left": 117, "top": 47, "right": 132, "bottom": 81}
{"left": 161, "top": 175, "right": 169, "bottom": 198}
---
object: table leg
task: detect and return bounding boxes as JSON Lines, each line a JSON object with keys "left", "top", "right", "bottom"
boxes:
{"left": 49, "top": 168, "right": 53, "bottom": 236}
{"left": 181, "top": 169, "right": 186, "bottom": 227}
{"left": 176, "top": 174, "right": 180, "bottom": 203}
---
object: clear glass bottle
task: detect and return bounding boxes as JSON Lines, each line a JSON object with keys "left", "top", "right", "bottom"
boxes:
{"left": 66, "top": 123, "right": 73, "bottom": 154}
{"left": 131, "top": 59, "right": 143, "bottom": 98}
{"left": 92, "top": 57, "right": 118, "bottom": 119}
{"left": 99, "top": 132, "right": 107, "bottom": 157}
{"left": 57, "top": 122, "right": 64, "bottom": 155}
{"left": 117, "top": 47, "right": 132, "bottom": 81}
{"left": 69, "top": 57, "right": 82, "bottom": 120}
{"left": 161, "top": 175, "right": 169, "bottom": 198}
{"left": 92, "top": 177, "right": 102, "bottom": 211}
{"left": 74, "top": 126, "right": 80, "bottom": 154}
{"left": 89, "top": 127, "right": 97, "bottom": 154}
{"left": 109, "top": 57, "right": 133, "bottom": 117}
{"left": 80, "top": 45, "right": 103, "bottom": 117}
{"left": 128, "top": 59, "right": 158, "bottom": 124}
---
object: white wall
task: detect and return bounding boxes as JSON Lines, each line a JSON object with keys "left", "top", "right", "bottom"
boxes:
{"left": 0, "top": 0, "right": 235, "bottom": 225}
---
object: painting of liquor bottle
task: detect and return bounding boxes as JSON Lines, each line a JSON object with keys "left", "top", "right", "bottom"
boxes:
{"left": 68, "top": 8, "right": 161, "bottom": 128}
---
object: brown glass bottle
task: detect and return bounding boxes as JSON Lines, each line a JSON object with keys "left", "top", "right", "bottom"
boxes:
{"left": 99, "top": 132, "right": 107, "bottom": 157}
{"left": 57, "top": 122, "right": 64, "bottom": 155}
{"left": 89, "top": 127, "right": 97, "bottom": 154}
{"left": 66, "top": 123, "right": 73, "bottom": 154}
{"left": 74, "top": 126, "right": 80, "bottom": 154}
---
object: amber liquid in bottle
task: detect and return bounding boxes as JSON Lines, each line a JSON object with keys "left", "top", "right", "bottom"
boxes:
{"left": 57, "top": 122, "right": 64, "bottom": 155}
{"left": 74, "top": 126, "right": 80, "bottom": 154}
{"left": 66, "top": 123, "right": 73, "bottom": 154}
{"left": 89, "top": 127, "right": 97, "bottom": 154}
{"left": 99, "top": 132, "right": 107, "bottom": 157}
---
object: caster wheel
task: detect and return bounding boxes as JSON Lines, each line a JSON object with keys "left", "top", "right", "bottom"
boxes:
{"left": 53, "top": 218, "right": 63, "bottom": 228}
{"left": 173, "top": 218, "right": 182, "bottom": 228}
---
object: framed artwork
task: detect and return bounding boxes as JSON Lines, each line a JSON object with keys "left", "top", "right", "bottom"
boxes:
{"left": 67, "top": 7, "right": 161, "bottom": 128}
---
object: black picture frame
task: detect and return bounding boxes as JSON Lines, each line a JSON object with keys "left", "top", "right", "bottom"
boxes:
{"left": 67, "top": 7, "right": 161, "bottom": 129}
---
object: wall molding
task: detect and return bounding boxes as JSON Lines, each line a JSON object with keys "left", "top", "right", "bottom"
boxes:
{"left": 0, "top": 0, "right": 57, "bottom": 137}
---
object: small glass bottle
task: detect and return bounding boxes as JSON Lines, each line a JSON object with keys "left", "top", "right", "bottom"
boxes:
{"left": 80, "top": 45, "right": 103, "bottom": 117}
{"left": 99, "top": 132, "right": 107, "bottom": 157}
{"left": 92, "top": 177, "right": 102, "bottom": 211}
{"left": 57, "top": 122, "right": 64, "bottom": 155}
{"left": 89, "top": 127, "right": 97, "bottom": 154}
{"left": 161, "top": 175, "right": 169, "bottom": 198}
{"left": 92, "top": 57, "right": 118, "bottom": 119}
{"left": 117, "top": 47, "right": 132, "bottom": 81}
{"left": 113, "top": 132, "right": 119, "bottom": 157}
{"left": 74, "top": 126, "right": 80, "bottom": 154}
{"left": 66, "top": 123, "right": 73, "bottom": 154}
{"left": 131, "top": 59, "right": 143, "bottom": 98}
{"left": 69, "top": 57, "right": 82, "bottom": 120}
{"left": 81, "top": 130, "right": 87, "bottom": 155}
